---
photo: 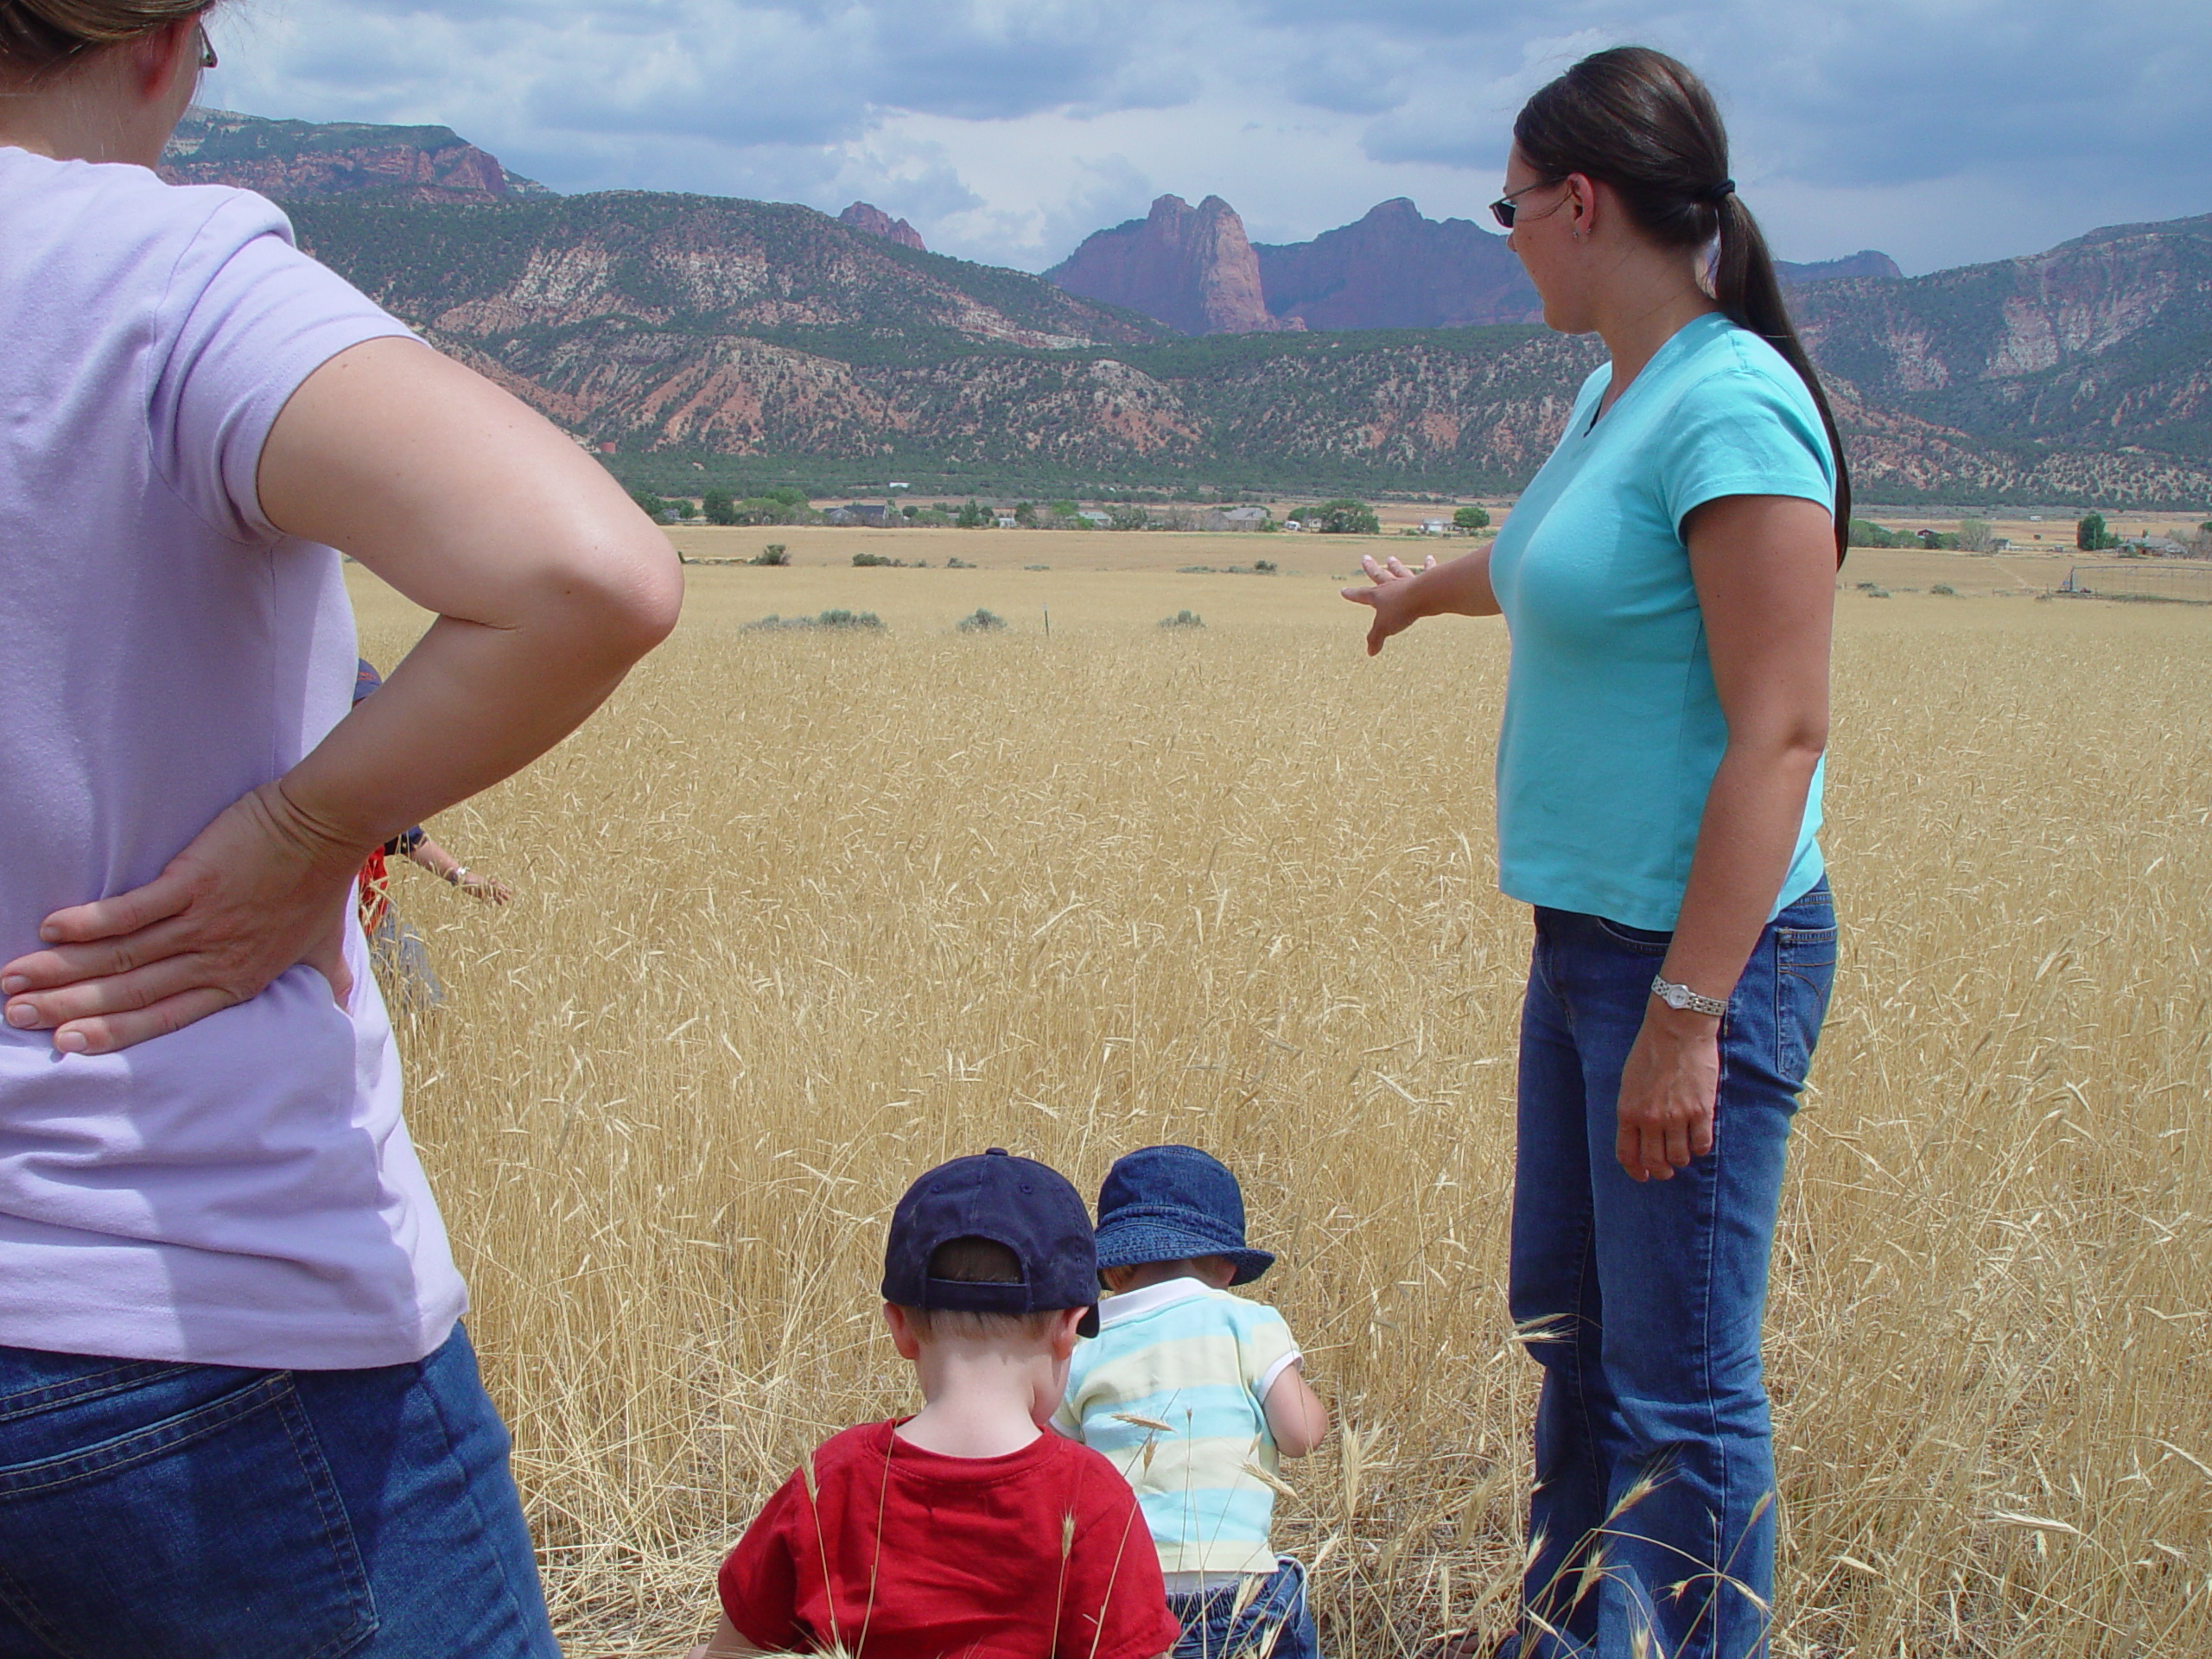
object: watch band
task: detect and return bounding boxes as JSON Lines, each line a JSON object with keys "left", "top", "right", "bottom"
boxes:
{"left": 1651, "top": 974, "right": 1728, "bottom": 1018}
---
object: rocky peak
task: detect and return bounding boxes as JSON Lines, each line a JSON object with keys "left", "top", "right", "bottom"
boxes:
{"left": 1254, "top": 198, "right": 1536, "bottom": 329}
{"left": 1047, "top": 194, "right": 1300, "bottom": 336}
{"left": 1775, "top": 250, "right": 1904, "bottom": 285}
{"left": 838, "top": 202, "right": 927, "bottom": 251}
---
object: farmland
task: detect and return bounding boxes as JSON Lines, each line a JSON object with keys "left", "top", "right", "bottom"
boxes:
{"left": 349, "top": 539, "right": 2210, "bottom": 1657}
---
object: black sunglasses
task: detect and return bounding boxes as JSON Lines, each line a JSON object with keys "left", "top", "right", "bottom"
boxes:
{"left": 1489, "top": 178, "right": 1564, "bottom": 230}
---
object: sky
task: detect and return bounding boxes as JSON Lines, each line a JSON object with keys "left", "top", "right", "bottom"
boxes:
{"left": 198, "top": 0, "right": 2212, "bottom": 277}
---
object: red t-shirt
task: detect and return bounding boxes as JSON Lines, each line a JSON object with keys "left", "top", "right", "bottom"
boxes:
{"left": 719, "top": 1420, "right": 1179, "bottom": 1659}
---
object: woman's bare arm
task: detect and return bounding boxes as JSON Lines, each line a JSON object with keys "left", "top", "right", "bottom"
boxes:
{"left": 1, "top": 340, "right": 679, "bottom": 1052}
{"left": 1612, "top": 493, "right": 1834, "bottom": 1181}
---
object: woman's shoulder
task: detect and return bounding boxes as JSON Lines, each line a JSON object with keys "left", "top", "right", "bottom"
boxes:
{"left": 1, "top": 147, "right": 301, "bottom": 314}
{"left": 1663, "top": 316, "right": 1821, "bottom": 420}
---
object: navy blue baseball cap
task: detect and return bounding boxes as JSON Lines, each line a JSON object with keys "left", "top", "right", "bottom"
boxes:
{"left": 1094, "top": 1144, "right": 1274, "bottom": 1286}
{"left": 882, "top": 1149, "right": 1100, "bottom": 1338}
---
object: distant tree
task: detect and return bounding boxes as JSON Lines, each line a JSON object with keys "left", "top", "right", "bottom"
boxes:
{"left": 749, "top": 543, "right": 790, "bottom": 566}
{"left": 702, "top": 488, "right": 736, "bottom": 525}
{"left": 628, "top": 487, "right": 669, "bottom": 519}
{"left": 1014, "top": 501, "right": 1039, "bottom": 527}
{"left": 1955, "top": 518, "right": 1992, "bottom": 552}
{"left": 1453, "top": 505, "right": 1492, "bottom": 531}
{"left": 1107, "top": 504, "right": 1152, "bottom": 531}
{"left": 1307, "top": 499, "right": 1380, "bottom": 535}
{"left": 2076, "top": 512, "right": 2118, "bottom": 551}
{"left": 955, "top": 499, "right": 991, "bottom": 529}
{"left": 673, "top": 499, "right": 698, "bottom": 519}
{"left": 1050, "top": 499, "right": 1081, "bottom": 522}
{"left": 1846, "top": 518, "right": 1899, "bottom": 549}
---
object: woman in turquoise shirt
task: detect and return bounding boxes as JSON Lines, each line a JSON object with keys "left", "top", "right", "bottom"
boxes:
{"left": 1344, "top": 48, "right": 1845, "bottom": 1659}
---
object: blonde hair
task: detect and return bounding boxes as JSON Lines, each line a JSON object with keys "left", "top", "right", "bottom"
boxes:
{"left": 0, "top": 0, "right": 210, "bottom": 76}
{"left": 895, "top": 1236, "right": 1062, "bottom": 1342}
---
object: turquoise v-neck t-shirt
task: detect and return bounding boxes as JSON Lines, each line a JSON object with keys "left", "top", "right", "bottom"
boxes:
{"left": 1486, "top": 312, "right": 1836, "bottom": 931}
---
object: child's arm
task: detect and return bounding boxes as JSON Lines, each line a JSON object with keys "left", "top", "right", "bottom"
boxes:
{"left": 1263, "top": 1361, "right": 1329, "bottom": 1458}
{"left": 686, "top": 1613, "right": 772, "bottom": 1659}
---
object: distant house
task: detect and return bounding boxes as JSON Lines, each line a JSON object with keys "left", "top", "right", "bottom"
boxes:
{"left": 1077, "top": 510, "right": 1112, "bottom": 526}
{"left": 1203, "top": 505, "right": 1272, "bottom": 531}
{"left": 995, "top": 514, "right": 1019, "bottom": 529}
{"left": 1421, "top": 518, "right": 1448, "bottom": 535}
{"left": 827, "top": 502, "right": 892, "bottom": 526}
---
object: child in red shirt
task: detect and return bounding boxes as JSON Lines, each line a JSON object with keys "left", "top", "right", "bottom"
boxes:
{"left": 688, "top": 1150, "right": 1179, "bottom": 1659}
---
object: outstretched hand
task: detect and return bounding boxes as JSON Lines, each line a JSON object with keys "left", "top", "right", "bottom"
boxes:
{"left": 1, "top": 782, "right": 361, "bottom": 1056}
{"left": 1340, "top": 553, "right": 1438, "bottom": 656}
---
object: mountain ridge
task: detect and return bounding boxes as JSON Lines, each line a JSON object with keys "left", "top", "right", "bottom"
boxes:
{"left": 162, "top": 111, "right": 2212, "bottom": 506}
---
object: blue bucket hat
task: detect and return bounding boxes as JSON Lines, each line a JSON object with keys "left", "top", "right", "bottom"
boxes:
{"left": 1094, "top": 1145, "right": 1274, "bottom": 1286}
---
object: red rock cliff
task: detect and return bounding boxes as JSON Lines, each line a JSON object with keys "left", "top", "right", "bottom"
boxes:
{"left": 1047, "top": 194, "right": 1300, "bottom": 336}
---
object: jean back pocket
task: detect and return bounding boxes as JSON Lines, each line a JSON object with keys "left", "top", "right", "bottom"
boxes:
{"left": 0, "top": 1370, "right": 375, "bottom": 1658}
{"left": 1774, "top": 924, "right": 1839, "bottom": 1084}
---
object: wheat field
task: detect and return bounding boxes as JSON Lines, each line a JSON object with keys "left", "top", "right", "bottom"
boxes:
{"left": 349, "top": 555, "right": 2211, "bottom": 1659}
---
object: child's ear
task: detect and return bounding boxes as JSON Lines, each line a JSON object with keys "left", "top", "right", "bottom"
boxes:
{"left": 1050, "top": 1307, "right": 1085, "bottom": 1360}
{"left": 883, "top": 1302, "right": 923, "bottom": 1361}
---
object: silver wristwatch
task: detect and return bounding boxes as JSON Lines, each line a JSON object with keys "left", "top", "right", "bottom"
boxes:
{"left": 1651, "top": 975, "right": 1728, "bottom": 1018}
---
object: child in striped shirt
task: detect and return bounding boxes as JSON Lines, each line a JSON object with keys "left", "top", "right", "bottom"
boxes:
{"left": 1055, "top": 1146, "right": 1331, "bottom": 1659}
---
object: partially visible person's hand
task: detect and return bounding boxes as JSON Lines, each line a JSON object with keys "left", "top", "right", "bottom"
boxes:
{"left": 1615, "top": 1004, "right": 1721, "bottom": 1180}
{"left": 458, "top": 869, "right": 513, "bottom": 906}
{"left": 1339, "top": 553, "right": 1438, "bottom": 656}
{"left": 0, "top": 782, "right": 359, "bottom": 1055}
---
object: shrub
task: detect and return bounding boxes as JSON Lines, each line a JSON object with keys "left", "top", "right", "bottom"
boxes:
{"left": 944, "top": 557, "right": 975, "bottom": 569}
{"left": 1866, "top": 586, "right": 1891, "bottom": 599}
{"left": 852, "top": 551, "right": 904, "bottom": 568}
{"left": 1159, "top": 610, "right": 1205, "bottom": 630}
{"left": 745, "top": 609, "right": 885, "bottom": 632}
{"left": 1453, "top": 505, "right": 1492, "bottom": 531}
{"left": 1254, "top": 559, "right": 1278, "bottom": 574}
{"left": 1024, "top": 563, "right": 1049, "bottom": 571}
{"left": 1931, "top": 582, "right": 1957, "bottom": 596}
{"left": 957, "top": 608, "right": 1007, "bottom": 633}
{"left": 749, "top": 543, "right": 790, "bottom": 566}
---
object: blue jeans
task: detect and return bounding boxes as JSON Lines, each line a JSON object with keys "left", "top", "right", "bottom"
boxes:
{"left": 1167, "top": 1558, "right": 1319, "bottom": 1659}
{"left": 0, "top": 1325, "right": 556, "bottom": 1659}
{"left": 1510, "top": 884, "right": 1836, "bottom": 1659}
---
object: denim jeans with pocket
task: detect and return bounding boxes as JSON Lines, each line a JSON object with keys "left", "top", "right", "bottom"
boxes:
{"left": 1166, "top": 1556, "right": 1319, "bottom": 1659}
{"left": 1510, "top": 883, "right": 1836, "bottom": 1659}
{"left": 0, "top": 1324, "right": 556, "bottom": 1659}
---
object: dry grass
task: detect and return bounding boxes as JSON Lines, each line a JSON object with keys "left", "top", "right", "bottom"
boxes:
{"left": 348, "top": 558, "right": 2211, "bottom": 1658}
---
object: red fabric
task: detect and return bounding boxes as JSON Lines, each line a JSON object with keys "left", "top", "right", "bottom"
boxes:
{"left": 719, "top": 1421, "right": 1178, "bottom": 1659}
{"left": 357, "top": 848, "right": 391, "bottom": 933}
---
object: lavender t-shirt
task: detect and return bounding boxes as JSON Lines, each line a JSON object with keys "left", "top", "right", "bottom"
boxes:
{"left": 0, "top": 146, "right": 467, "bottom": 1369}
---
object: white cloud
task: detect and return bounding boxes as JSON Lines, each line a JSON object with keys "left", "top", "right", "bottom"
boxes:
{"left": 197, "top": 0, "right": 2212, "bottom": 275}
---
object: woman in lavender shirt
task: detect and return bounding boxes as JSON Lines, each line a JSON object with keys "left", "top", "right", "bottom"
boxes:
{"left": 0, "top": 3, "right": 682, "bottom": 1652}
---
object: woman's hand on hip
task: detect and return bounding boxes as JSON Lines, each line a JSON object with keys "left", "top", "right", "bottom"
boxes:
{"left": 1616, "top": 1001, "right": 1721, "bottom": 1180}
{"left": 0, "top": 782, "right": 359, "bottom": 1055}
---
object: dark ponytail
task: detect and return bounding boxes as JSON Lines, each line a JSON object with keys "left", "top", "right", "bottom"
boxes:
{"left": 1515, "top": 46, "right": 1851, "bottom": 563}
